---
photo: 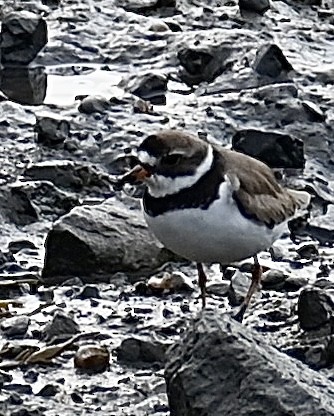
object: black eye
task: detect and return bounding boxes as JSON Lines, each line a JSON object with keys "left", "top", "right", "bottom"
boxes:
{"left": 163, "top": 154, "right": 181, "bottom": 166}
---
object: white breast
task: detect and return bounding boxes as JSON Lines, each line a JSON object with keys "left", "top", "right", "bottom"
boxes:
{"left": 143, "top": 181, "right": 288, "bottom": 264}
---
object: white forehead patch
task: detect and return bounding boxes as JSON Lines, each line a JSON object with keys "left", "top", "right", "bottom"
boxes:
{"left": 146, "top": 145, "right": 214, "bottom": 198}
{"left": 137, "top": 150, "right": 157, "bottom": 166}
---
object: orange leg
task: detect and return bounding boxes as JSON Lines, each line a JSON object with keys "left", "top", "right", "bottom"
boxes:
{"left": 234, "top": 256, "right": 263, "bottom": 322}
{"left": 196, "top": 263, "right": 207, "bottom": 308}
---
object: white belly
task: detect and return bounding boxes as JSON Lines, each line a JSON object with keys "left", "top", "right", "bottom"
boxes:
{"left": 143, "top": 182, "right": 288, "bottom": 264}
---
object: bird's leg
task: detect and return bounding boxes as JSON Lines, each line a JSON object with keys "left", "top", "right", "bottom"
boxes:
{"left": 234, "top": 255, "right": 263, "bottom": 322}
{"left": 196, "top": 262, "right": 207, "bottom": 308}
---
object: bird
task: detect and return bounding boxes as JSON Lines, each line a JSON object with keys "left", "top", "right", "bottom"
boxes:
{"left": 117, "top": 130, "right": 310, "bottom": 321}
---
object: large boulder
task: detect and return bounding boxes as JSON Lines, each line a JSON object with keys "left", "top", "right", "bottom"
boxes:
{"left": 232, "top": 128, "right": 305, "bottom": 168}
{"left": 165, "top": 310, "right": 334, "bottom": 416}
{"left": 42, "top": 198, "right": 174, "bottom": 284}
{"left": 0, "top": 11, "right": 47, "bottom": 65}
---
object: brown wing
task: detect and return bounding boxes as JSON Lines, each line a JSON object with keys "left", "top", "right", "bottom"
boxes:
{"left": 219, "top": 148, "right": 299, "bottom": 227}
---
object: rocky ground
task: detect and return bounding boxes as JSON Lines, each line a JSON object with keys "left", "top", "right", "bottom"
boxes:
{"left": 0, "top": 0, "right": 334, "bottom": 415}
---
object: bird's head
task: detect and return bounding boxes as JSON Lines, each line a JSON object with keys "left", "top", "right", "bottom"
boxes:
{"left": 117, "top": 130, "right": 213, "bottom": 197}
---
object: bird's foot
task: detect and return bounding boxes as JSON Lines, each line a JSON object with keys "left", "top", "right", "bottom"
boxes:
{"left": 233, "top": 304, "right": 247, "bottom": 323}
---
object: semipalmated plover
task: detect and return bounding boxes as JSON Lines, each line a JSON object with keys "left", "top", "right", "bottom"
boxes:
{"left": 117, "top": 130, "right": 310, "bottom": 321}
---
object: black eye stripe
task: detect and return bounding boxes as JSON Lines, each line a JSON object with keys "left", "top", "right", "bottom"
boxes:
{"left": 162, "top": 154, "right": 182, "bottom": 165}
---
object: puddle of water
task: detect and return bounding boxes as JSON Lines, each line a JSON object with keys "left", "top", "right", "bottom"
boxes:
{"left": 0, "top": 65, "right": 123, "bottom": 106}
{"left": 44, "top": 66, "right": 123, "bottom": 106}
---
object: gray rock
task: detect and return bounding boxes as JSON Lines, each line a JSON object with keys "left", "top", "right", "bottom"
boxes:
{"left": 77, "top": 95, "right": 110, "bottom": 114}
{"left": 42, "top": 199, "right": 174, "bottom": 284}
{"left": 302, "top": 100, "right": 326, "bottom": 122}
{"left": 254, "top": 44, "right": 293, "bottom": 78}
{"left": 227, "top": 270, "right": 250, "bottom": 306}
{"left": 24, "top": 160, "right": 112, "bottom": 194}
{"left": 232, "top": 129, "right": 305, "bottom": 168}
{"left": 297, "top": 287, "right": 334, "bottom": 330}
{"left": 284, "top": 275, "right": 309, "bottom": 290}
{"left": 206, "top": 281, "right": 230, "bottom": 297}
{"left": 178, "top": 46, "right": 231, "bottom": 86}
{"left": 165, "top": 310, "right": 334, "bottom": 416}
{"left": 8, "top": 181, "right": 78, "bottom": 222}
{"left": 42, "top": 310, "right": 80, "bottom": 342}
{"left": 239, "top": 0, "right": 270, "bottom": 14}
{"left": 35, "top": 116, "right": 70, "bottom": 146}
{"left": 0, "top": 11, "right": 48, "bottom": 65}
{"left": 283, "top": 335, "right": 334, "bottom": 369}
{"left": 0, "top": 316, "right": 30, "bottom": 338}
{"left": 37, "top": 384, "right": 59, "bottom": 397}
{"left": 0, "top": 185, "right": 39, "bottom": 225}
{"left": 0, "top": 66, "right": 47, "bottom": 105}
{"left": 261, "top": 269, "right": 287, "bottom": 289}
{"left": 130, "top": 73, "right": 168, "bottom": 105}
{"left": 117, "top": 336, "right": 170, "bottom": 365}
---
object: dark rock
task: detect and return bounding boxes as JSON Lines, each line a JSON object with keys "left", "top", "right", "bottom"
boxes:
{"left": 239, "top": 0, "right": 270, "bottom": 14}
{"left": 0, "top": 11, "right": 48, "bottom": 65}
{"left": 76, "top": 285, "right": 101, "bottom": 299}
{"left": 0, "top": 370, "right": 13, "bottom": 386}
{"left": 178, "top": 46, "right": 231, "bottom": 86}
{"left": 37, "top": 287, "right": 54, "bottom": 303}
{"left": 0, "top": 186, "right": 39, "bottom": 225}
{"left": 8, "top": 240, "right": 37, "bottom": 254}
{"left": 37, "top": 384, "right": 59, "bottom": 397}
{"left": 117, "top": 337, "right": 170, "bottom": 365}
{"left": 130, "top": 73, "right": 168, "bottom": 105}
{"left": 165, "top": 310, "right": 334, "bottom": 416}
{"left": 298, "top": 288, "right": 334, "bottom": 330}
{"left": 0, "top": 66, "right": 47, "bottom": 105}
{"left": 8, "top": 391, "right": 23, "bottom": 405}
{"left": 284, "top": 275, "right": 309, "bottom": 291}
{"left": 34, "top": 116, "right": 70, "bottom": 146}
{"left": 206, "top": 281, "right": 230, "bottom": 297}
{"left": 261, "top": 269, "right": 287, "bottom": 289}
{"left": 2, "top": 383, "right": 33, "bottom": 394}
{"left": 254, "top": 44, "right": 293, "bottom": 78}
{"left": 61, "top": 277, "right": 84, "bottom": 287}
{"left": 74, "top": 344, "right": 110, "bottom": 373}
{"left": 11, "top": 408, "right": 44, "bottom": 416}
{"left": 77, "top": 95, "right": 110, "bottom": 114}
{"left": 23, "top": 369, "right": 39, "bottom": 383}
{"left": 283, "top": 335, "right": 334, "bottom": 370}
{"left": 0, "top": 249, "right": 15, "bottom": 269}
{"left": 302, "top": 100, "right": 326, "bottom": 122}
{"left": 7, "top": 181, "right": 78, "bottom": 221}
{"left": 42, "top": 199, "right": 174, "bottom": 284}
{"left": 122, "top": 0, "right": 176, "bottom": 15}
{"left": 42, "top": 310, "right": 80, "bottom": 342}
{"left": 297, "top": 243, "right": 319, "bottom": 259}
{"left": 0, "top": 315, "right": 30, "bottom": 338}
{"left": 24, "top": 160, "right": 112, "bottom": 194}
{"left": 71, "top": 391, "right": 84, "bottom": 403}
{"left": 232, "top": 129, "right": 305, "bottom": 168}
{"left": 305, "top": 205, "right": 334, "bottom": 244}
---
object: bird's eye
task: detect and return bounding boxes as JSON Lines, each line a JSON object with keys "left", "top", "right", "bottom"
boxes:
{"left": 163, "top": 154, "right": 181, "bottom": 166}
